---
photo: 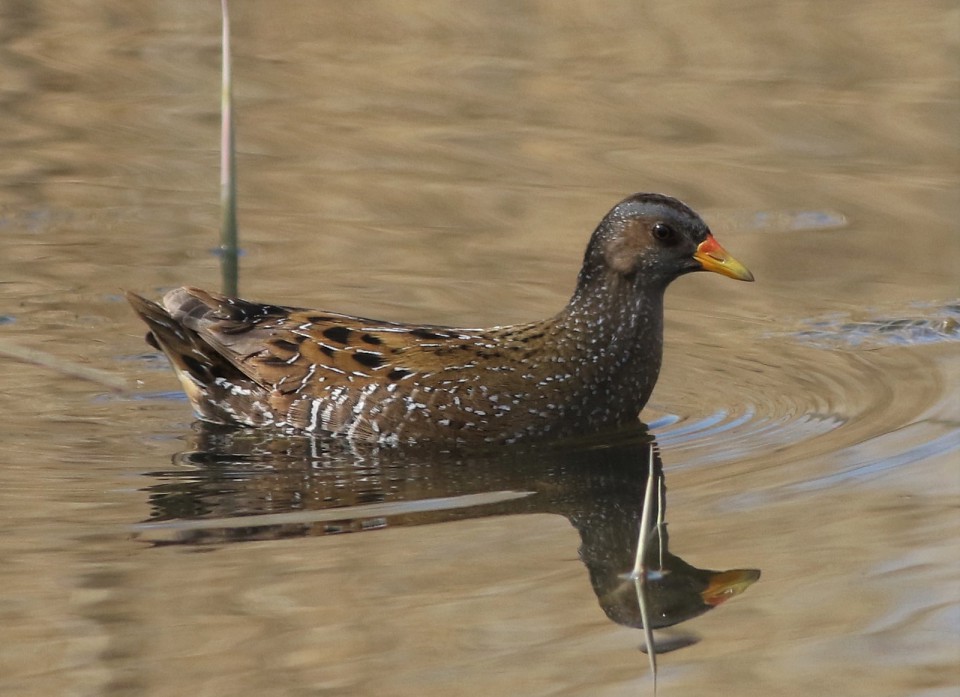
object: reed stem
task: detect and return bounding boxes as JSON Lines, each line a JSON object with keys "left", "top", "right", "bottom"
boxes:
{"left": 219, "top": 0, "right": 239, "bottom": 297}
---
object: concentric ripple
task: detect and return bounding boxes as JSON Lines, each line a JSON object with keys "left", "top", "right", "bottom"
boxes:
{"left": 646, "top": 307, "right": 955, "bottom": 480}
{"left": 783, "top": 301, "right": 960, "bottom": 349}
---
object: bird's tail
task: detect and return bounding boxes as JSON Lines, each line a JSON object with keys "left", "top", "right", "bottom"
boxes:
{"left": 126, "top": 290, "right": 261, "bottom": 424}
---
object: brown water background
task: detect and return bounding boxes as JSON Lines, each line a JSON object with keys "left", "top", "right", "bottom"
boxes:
{"left": 0, "top": 2, "right": 958, "bottom": 696}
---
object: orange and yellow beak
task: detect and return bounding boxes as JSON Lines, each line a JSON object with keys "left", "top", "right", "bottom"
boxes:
{"left": 694, "top": 234, "right": 755, "bottom": 282}
{"left": 701, "top": 568, "right": 762, "bottom": 607}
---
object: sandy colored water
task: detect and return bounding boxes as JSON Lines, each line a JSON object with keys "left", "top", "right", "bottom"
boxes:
{"left": 0, "top": 2, "right": 957, "bottom": 696}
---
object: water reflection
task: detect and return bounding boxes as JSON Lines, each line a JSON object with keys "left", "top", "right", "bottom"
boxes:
{"left": 137, "top": 424, "right": 759, "bottom": 638}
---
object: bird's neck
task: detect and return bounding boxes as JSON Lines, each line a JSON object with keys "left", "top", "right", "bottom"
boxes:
{"left": 547, "top": 271, "right": 667, "bottom": 427}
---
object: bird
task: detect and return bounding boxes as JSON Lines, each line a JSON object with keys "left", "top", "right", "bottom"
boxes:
{"left": 128, "top": 193, "right": 753, "bottom": 445}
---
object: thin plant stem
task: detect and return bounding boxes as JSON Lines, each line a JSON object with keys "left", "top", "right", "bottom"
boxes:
{"left": 0, "top": 339, "right": 128, "bottom": 393}
{"left": 219, "top": 0, "right": 239, "bottom": 297}
{"left": 633, "top": 445, "right": 659, "bottom": 694}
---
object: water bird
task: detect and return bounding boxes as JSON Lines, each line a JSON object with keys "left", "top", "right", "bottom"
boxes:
{"left": 128, "top": 193, "right": 753, "bottom": 444}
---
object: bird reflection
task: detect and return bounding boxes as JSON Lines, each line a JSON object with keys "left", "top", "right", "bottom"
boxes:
{"left": 138, "top": 423, "right": 759, "bottom": 636}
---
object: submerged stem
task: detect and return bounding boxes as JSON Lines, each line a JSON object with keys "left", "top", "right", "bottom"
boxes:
{"left": 633, "top": 445, "right": 659, "bottom": 694}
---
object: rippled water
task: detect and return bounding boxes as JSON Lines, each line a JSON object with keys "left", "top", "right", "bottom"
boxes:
{"left": 1, "top": 3, "right": 957, "bottom": 697}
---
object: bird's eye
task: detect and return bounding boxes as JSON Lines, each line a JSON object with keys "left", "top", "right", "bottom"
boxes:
{"left": 652, "top": 223, "right": 678, "bottom": 244}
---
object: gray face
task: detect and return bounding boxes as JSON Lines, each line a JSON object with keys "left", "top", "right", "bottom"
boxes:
{"left": 594, "top": 193, "right": 712, "bottom": 284}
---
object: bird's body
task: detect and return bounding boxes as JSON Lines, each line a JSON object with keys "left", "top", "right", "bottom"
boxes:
{"left": 129, "top": 193, "right": 753, "bottom": 445}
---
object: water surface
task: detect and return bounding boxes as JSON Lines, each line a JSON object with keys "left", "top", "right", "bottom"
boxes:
{"left": 0, "top": 3, "right": 957, "bottom": 696}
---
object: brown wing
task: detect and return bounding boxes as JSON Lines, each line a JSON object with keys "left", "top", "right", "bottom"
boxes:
{"left": 151, "top": 287, "right": 556, "bottom": 441}
{"left": 161, "top": 287, "right": 501, "bottom": 393}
